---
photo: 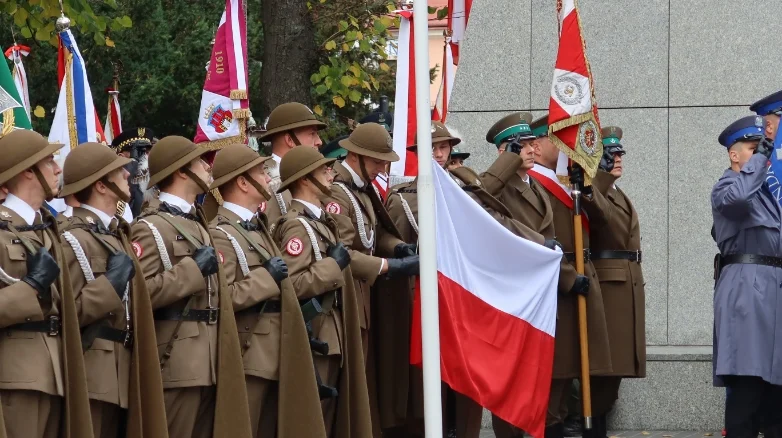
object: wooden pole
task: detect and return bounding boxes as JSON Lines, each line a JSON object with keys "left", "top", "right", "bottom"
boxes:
{"left": 572, "top": 187, "right": 592, "bottom": 430}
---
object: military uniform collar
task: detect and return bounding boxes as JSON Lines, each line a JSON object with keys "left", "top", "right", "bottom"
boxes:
{"left": 159, "top": 192, "right": 195, "bottom": 214}
{"left": 4, "top": 193, "right": 38, "bottom": 225}
{"left": 341, "top": 161, "right": 366, "bottom": 188}
{"left": 292, "top": 198, "right": 323, "bottom": 219}
{"left": 63, "top": 205, "right": 74, "bottom": 218}
{"left": 271, "top": 153, "right": 282, "bottom": 165}
{"left": 79, "top": 204, "right": 114, "bottom": 228}
{"left": 222, "top": 201, "right": 255, "bottom": 221}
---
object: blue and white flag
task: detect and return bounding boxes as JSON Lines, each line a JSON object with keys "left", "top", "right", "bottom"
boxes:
{"left": 767, "top": 122, "right": 782, "bottom": 203}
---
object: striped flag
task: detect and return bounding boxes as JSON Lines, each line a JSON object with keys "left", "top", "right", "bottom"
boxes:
{"left": 193, "top": 0, "right": 250, "bottom": 149}
{"left": 0, "top": 48, "right": 31, "bottom": 131}
{"left": 4, "top": 44, "right": 31, "bottom": 120}
{"left": 390, "top": 9, "right": 418, "bottom": 184}
{"left": 104, "top": 86, "right": 122, "bottom": 144}
{"left": 548, "top": 0, "right": 602, "bottom": 180}
{"left": 410, "top": 162, "right": 560, "bottom": 438}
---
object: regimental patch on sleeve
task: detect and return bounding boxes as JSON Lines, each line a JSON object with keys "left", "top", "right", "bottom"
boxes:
{"left": 259, "top": 201, "right": 267, "bottom": 213}
{"left": 285, "top": 237, "right": 303, "bottom": 256}
{"left": 326, "top": 202, "right": 342, "bottom": 214}
{"left": 131, "top": 242, "right": 143, "bottom": 258}
{"left": 218, "top": 251, "right": 225, "bottom": 264}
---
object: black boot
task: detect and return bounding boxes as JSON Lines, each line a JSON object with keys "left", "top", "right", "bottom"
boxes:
{"left": 595, "top": 415, "right": 609, "bottom": 438}
{"left": 563, "top": 415, "right": 582, "bottom": 437}
{"left": 545, "top": 423, "right": 565, "bottom": 438}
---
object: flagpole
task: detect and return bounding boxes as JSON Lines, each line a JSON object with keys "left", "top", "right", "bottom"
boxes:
{"left": 571, "top": 187, "right": 593, "bottom": 430}
{"left": 412, "top": 0, "right": 443, "bottom": 436}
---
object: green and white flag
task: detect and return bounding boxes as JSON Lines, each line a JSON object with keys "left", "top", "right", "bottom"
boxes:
{"left": 0, "top": 54, "right": 31, "bottom": 131}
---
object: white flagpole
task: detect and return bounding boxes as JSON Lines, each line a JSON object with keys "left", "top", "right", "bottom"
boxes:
{"left": 412, "top": 0, "right": 442, "bottom": 436}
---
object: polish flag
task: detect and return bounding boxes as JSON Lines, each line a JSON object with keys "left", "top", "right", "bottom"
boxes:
{"left": 431, "top": 39, "right": 455, "bottom": 123}
{"left": 390, "top": 9, "right": 418, "bottom": 185}
{"left": 548, "top": 0, "right": 602, "bottom": 180}
{"left": 447, "top": 0, "right": 472, "bottom": 65}
{"left": 410, "top": 163, "right": 561, "bottom": 438}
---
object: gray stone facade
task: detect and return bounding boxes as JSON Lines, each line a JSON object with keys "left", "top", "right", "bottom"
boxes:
{"left": 449, "top": 0, "right": 782, "bottom": 430}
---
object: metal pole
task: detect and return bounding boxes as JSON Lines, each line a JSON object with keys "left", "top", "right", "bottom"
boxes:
{"left": 412, "top": 0, "right": 442, "bottom": 436}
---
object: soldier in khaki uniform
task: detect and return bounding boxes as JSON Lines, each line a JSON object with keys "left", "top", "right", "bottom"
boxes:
{"left": 579, "top": 127, "right": 646, "bottom": 438}
{"left": 326, "top": 122, "right": 419, "bottom": 359}
{"left": 0, "top": 130, "right": 93, "bottom": 438}
{"left": 130, "top": 136, "right": 251, "bottom": 438}
{"left": 523, "top": 114, "right": 613, "bottom": 438}
{"left": 272, "top": 146, "right": 372, "bottom": 438}
{"left": 382, "top": 122, "right": 539, "bottom": 438}
{"left": 209, "top": 144, "right": 326, "bottom": 438}
{"left": 259, "top": 102, "right": 326, "bottom": 223}
{"left": 58, "top": 142, "right": 167, "bottom": 438}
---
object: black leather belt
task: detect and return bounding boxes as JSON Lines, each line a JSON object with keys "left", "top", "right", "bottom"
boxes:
{"left": 154, "top": 307, "right": 219, "bottom": 324}
{"left": 717, "top": 254, "right": 782, "bottom": 271}
{"left": 300, "top": 291, "right": 341, "bottom": 310}
{"left": 592, "top": 250, "right": 642, "bottom": 263}
{"left": 236, "top": 300, "right": 282, "bottom": 316}
{"left": 9, "top": 315, "right": 61, "bottom": 336}
{"left": 94, "top": 326, "right": 133, "bottom": 348}
{"left": 564, "top": 249, "right": 591, "bottom": 263}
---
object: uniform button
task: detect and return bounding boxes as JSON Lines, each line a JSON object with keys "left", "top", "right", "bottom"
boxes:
{"left": 333, "top": 282, "right": 338, "bottom": 287}
{"left": 245, "top": 326, "right": 250, "bottom": 330}
{"left": 173, "top": 334, "right": 179, "bottom": 339}
{"left": 108, "top": 312, "right": 115, "bottom": 317}
{"left": 25, "top": 317, "right": 31, "bottom": 322}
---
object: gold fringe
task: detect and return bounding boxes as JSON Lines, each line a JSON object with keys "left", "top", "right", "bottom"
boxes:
{"left": 1, "top": 109, "right": 15, "bottom": 137}
{"left": 549, "top": 112, "right": 602, "bottom": 185}
{"left": 230, "top": 89, "right": 248, "bottom": 100}
{"left": 239, "top": 117, "right": 247, "bottom": 145}
{"left": 65, "top": 54, "right": 77, "bottom": 151}
{"left": 196, "top": 135, "right": 244, "bottom": 151}
{"left": 233, "top": 108, "right": 251, "bottom": 119}
{"left": 211, "top": 188, "right": 224, "bottom": 204}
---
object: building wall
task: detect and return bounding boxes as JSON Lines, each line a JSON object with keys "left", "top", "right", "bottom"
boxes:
{"left": 447, "top": 0, "right": 782, "bottom": 428}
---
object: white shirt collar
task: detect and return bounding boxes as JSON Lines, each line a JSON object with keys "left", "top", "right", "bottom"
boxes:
{"left": 63, "top": 205, "right": 74, "bottom": 218}
{"left": 294, "top": 199, "right": 323, "bottom": 219}
{"left": 4, "top": 193, "right": 38, "bottom": 225}
{"left": 521, "top": 174, "right": 530, "bottom": 184}
{"left": 81, "top": 204, "right": 114, "bottom": 228}
{"left": 343, "top": 162, "right": 366, "bottom": 188}
{"left": 159, "top": 192, "right": 195, "bottom": 213}
{"left": 532, "top": 163, "right": 571, "bottom": 194}
{"left": 272, "top": 153, "right": 282, "bottom": 165}
{"left": 223, "top": 201, "right": 255, "bottom": 221}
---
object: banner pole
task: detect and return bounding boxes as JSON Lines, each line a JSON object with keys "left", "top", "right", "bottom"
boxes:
{"left": 571, "top": 186, "right": 593, "bottom": 430}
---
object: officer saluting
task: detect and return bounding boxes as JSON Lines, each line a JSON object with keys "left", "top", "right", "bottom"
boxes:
{"left": 209, "top": 144, "right": 324, "bottom": 438}
{"left": 272, "top": 146, "right": 372, "bottom": 438}
{"left": 58, "top": 142, "right": 167, "bottom": 438}
{"left": 259, "top": 103, "right": 326, "bottom": 223}
{"left": 0, "top": 130, "right": 93, "bottom": 438}
{"left": 110, "top": 127, "right": 156, "bottom": 222}
{"left": 130, "top": 136, "right": 251, "bottom": 438}
{"left": 712, "top": 116, "right": 782, "bottom": 438}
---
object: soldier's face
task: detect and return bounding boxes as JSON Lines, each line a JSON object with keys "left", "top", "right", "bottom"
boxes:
{"left": 610, "top": 153, "right": 624, "bottom": 178}
{"left": 36, "top": 155, "right": 62, "bottom": 197}
{"left": 446, "top": 159, "right": 464, "bottom": 170}
{"left": 432, "top": 141, "right": 451, "bottom": 166}
{"left": 362, "top": 157, "right": 388, "bottom": 181}
{"left": 533, "top": 136, "right": 559, "bottom": 168}
{"left": 311, "top": 164, "right": 334, "bottom": 200}
{"left": 190, "top": 158, "right": 213, "bottom": 189}
{"left": 729, "top": 141, "right": 757, "bottom": 169}
{"left": 765, "top": 114, "right": 780, "bottom": 139}
{"left": 292, "top": 127, "right": 323, "bottom": 149}
{"left": 105, "top": 167, "right": 131, "bottom": 201}
{"left": 245, "top": 164, "right": 272, "bottom": 200}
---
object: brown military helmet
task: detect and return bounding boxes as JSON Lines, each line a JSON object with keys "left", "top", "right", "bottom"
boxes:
{"left": 258, "top": 102, "right": 326, "bottom": 141}
{"left": 486, "top": 112, "right": 535, "bottom": 146}
{"left": 338, "top": 122, "right": 400, "bottom": 162}
{"left": 277, "top": 145, "right": 336, "bottom": 193}
{"left": 409, "top": 121, "right": 461, "bottom": 151}
{"left": 211, "top": 144, "right": 273, "bottom": 199}
{"left": 0, "top": 130, "right": 64, "bottom": 186}
{"left": 147, "top": 136, "right": 210, "bottom": 188}
{"left": 59, "top": 142, "right": 132, "bottom": 199}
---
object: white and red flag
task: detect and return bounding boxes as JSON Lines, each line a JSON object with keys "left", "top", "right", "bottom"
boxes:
{"left": 5, "top": 44, "right": 31, "bottom": 119}
{"left": 410, "top": 163, "right": 561, "bottom": 438}
{"left": 390, "top": 9, "right": 419, "bottom": 184}
{"left": 447, "top": 0, "right": 472, "bottom": 65}
{"left": 104, "top": 86, "right": 122, "bottom": 144}
{"left": 548, "top": 0, "right": 602, "bottom": 180}
{"left": 194, "top": 0, "right": 249, "bottom": 148}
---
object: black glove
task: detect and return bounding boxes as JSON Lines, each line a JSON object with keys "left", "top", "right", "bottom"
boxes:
{"left": 327, "top": 242, "right": 351, "bottom": 270}
{"left": 568, "top": 164, "right": 592, "bottom": 196}
{"left": 543, "top": 239, "right": 562, "bottom": 251}
{"left": 386, "top": 255, "right": 420, "bottom": 277}
{"left": 22, "top": 248, "right": 60, "bottom": 301}
{"left": 394, "top": 243, "right": 417, "bottom": 258}
{"left": 192, "top": 246, "right": 219, "bottom": 277}
{"left": 506, "top": 135, "right": 523, "bottom": 155}
{"left": 756, "top": 137, "right": 774, "bottom": 159}
{"left": 105, "top": 253, "right": 135, "bottom": 298}
{"left": 569, "top": 274, "right": 590, "bottom": 296}
{"left": 263, "top": 256, "right": 289, "bottom": 284}
{"left": 598, "top": 149, "right": 615, "bottom": 172}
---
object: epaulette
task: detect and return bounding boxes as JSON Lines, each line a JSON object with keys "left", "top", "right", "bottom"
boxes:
{"left": 396, "top": 187, "right": 418, "bottom": 194}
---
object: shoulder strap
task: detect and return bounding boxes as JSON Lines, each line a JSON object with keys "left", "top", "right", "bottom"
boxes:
{"left": 227, "top": 221, "right": 273, "bottom": 262}
{"left": 155, "top": 212, "right": 203, "bottom": 249}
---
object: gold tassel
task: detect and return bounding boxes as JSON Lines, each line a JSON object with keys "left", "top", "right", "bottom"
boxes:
{"left": 64, "top": 54, "right": 78, "bottom": 151}
{"left": 232, "top": 108, "right": 251, "bottom": 119}
{"left": 196, "top": 135, "right": 243, "bottom": 151}
{"left": 548, "top": 111, "right": 602, "bottom": 184}
{"left": 1, "top": 108, "right": 15, "bottom": 137}
{"left": 230, "top": 89, "right": 248, "bottom": 100}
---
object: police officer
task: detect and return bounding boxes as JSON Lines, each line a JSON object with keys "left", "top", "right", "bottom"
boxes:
{"left": 259, "top": 103, "right": 326, "bottom": 223}
{"left": 327, "top": 122, "right": 419, "bottom": 360}
{"left": 0, "top": 130, "right": 93, "bottom": 438}
{"left": 272, "top": 146, "right": 372, "bottom": 438}
{"left": 713, "top": 116, "right": 782, "bottom": 438}
{"left": 580, "top": 127, "right": 646, "bottom": 438}
{"left": 58, "top": 142, "right": 167, "bottom": 438}
{"left": 130, "top": 136, "right": 251, "bottom": 438}
{"left": 524, "top": 114, "right": 613, "bottom": 438}
{"left": 111, "top": 127, "right": 156, "bottom": 221}
{"left": 209, "top": 144, "right": 324, "bottom": 437}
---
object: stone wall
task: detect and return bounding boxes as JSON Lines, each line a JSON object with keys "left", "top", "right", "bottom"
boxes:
{"left": 449, "top": 0, "right": 782, "bottom": 429}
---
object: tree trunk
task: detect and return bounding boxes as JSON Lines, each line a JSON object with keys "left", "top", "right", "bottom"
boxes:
{"left": 260, "top": 0, "right": 317, "bottom": 119}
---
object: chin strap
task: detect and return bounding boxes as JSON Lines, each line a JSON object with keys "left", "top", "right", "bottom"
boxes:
{"left": 183, "top": 168, "right": 210, "bottom": 194}
{"left": 31, "top": 166, "right": 54, "bottom": 201}
{"left": 244, "top": 173, "right": 272, "bottom": 201}
{"left": 357, "top": 156, "right": 372, "bottom": 186}
{"left": 104, "top": 180, "right": 131, "bottom": 203}
{"left": 306, "top": 176, "right": 332, "bottom": 198}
